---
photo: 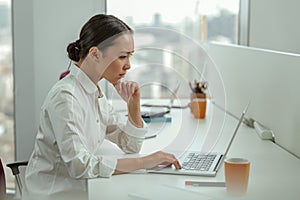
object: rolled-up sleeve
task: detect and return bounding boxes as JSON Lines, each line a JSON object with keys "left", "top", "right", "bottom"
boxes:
{"left": 102, "top": 100, "right": 147, "bottom": 154}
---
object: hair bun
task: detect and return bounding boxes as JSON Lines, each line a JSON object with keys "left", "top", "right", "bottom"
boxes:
{"left": 67, "top": 41, "right": 80, "bottom": 62}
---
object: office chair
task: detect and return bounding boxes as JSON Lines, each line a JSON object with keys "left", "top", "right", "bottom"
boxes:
{"left": 0, "top": 158, "right": 28, "bottom": 199}
{"left": 6, "top": 161, "right": 28, "bottom": 196}
{"left": 0, "top": 159, "right": 6, "bottom": 199}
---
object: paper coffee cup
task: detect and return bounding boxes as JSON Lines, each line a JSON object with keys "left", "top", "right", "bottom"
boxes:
{"left": 224, "top": 158, "right": 250, "bottom": 196}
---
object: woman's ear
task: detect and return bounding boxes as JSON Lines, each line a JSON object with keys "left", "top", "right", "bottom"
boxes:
{"left": 88, "top": 46, "right": 102, "bottom": 61}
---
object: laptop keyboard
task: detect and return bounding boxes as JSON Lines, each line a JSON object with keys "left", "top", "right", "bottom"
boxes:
{"left": 182, "top": 153, "right": 217, "bottom": 171}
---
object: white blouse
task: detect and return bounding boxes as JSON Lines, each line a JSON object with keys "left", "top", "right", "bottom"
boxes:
{"left": 23, "top": 66, "right": 147, "bottom": 200}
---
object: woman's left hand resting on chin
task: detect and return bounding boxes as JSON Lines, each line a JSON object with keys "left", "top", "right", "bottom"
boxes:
{"left": 115, "top": 81, "right": 143, "bottom": 128}
{"left": 115, "top": 81, "right": 140, "bottom": 102}
{"left": 113, "top": 151, "right": 182, "bottom": 175}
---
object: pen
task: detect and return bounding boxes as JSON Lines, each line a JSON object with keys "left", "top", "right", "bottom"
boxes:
{"left": 185, "top": 181, "right": 226, "bottom": 187}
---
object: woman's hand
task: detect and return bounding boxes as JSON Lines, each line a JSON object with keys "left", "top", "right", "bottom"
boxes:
{"left": 114, "top": 151, "right": 181, "bottom": 175}
{"left": 139, "top": 151, "right": 181, "bottom": 170}
{"left": 115, "top": 81, "right": 143, "bottom": 128}
{"left": 115, "top": 81, "right": 140, "bottom": 103}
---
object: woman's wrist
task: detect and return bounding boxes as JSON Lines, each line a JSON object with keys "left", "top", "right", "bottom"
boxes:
{"left": 136, "top": 157, "right": 145, "bottom": 169}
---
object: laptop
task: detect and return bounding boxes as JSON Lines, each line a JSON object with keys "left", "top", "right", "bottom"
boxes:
{"left": 141, "top": 83, "right": 180, "bottom": 119}
{"left": 147, "top": 103, "right": 249, "bottom": 176}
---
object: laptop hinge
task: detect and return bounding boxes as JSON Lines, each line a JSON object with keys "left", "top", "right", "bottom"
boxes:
{"left": 213, "top": 154, "right": 224, "bottom": 172}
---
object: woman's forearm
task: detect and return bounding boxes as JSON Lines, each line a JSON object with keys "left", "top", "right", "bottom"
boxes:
{"left": 127, "top": 98, "right": 143, "bottom": 128}
{"left": 113, "top": 157, "right": 143, "bottom": 175}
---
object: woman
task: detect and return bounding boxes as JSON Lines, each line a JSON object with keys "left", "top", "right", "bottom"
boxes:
{"left": 23, "top": 14, "right": 181, "bottom": 200}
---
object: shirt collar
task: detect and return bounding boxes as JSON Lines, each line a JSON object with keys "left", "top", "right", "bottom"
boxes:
{"left": 69, "top": 65, "right": 101, "bottom": 96}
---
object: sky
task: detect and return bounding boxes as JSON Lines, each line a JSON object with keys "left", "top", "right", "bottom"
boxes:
{"left": 108, "top": 0, "right": 239, "bottom": 24}
{"left": 0, "top": 0, "right": 239, "bottom": 22}
{"left": 0, "top": 0, "right": 10, "bottom": 5}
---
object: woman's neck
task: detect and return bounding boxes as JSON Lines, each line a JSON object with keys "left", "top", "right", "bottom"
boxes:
{"left": 77, "top": 58, "right": 103, "bottom": 85}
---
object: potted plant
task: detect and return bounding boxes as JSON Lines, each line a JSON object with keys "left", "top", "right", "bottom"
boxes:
{"left": 189, "top": 80, "right": 208, "bottom": 100}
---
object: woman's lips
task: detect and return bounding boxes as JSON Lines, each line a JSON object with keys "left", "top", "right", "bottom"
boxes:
{"left": 119, "top": 73, "right": 126, "bottom": 78}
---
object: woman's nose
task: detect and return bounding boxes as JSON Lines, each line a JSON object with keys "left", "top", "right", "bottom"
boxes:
{"left": 124, "top": 59, "right": 131, "bottom": 70}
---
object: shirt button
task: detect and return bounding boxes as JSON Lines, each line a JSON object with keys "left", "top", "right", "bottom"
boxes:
{"left": 96, "top": 119, "right": 99, "bottom": 123}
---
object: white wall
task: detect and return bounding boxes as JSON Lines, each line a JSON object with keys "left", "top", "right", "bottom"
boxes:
{"left": 207, "top": 43, "right": 300, "bottom": 158}
{"left": 13, "top": 0, "right": 106, "bottom": 160}
{"left": 249, "top": 0, "right": 300, "bottom": 54}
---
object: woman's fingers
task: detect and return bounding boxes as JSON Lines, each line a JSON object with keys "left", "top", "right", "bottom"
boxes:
{"left": 173, "top": 160, "right": 181, "bottom": 169}
{"left": 165, "top": 160, "right": 181, "bottom": 169}
{"left": 125, "top": 82, "right": 132, "bottom": 97}
{"left": 125, "top": 81, "right": 138, "bottom": 96}
{"left": 165, "top": 153, "right": 181, "bottom": 169}
{"left": 115, "top": 81, "right": 139, "bottom": 102}
{"left": 144, "top": 151, "right": 181, "bottom": 170}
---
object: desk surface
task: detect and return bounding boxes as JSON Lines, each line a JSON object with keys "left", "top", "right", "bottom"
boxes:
{"left": 88, "top": 101, "right": 300, "bottom": 200}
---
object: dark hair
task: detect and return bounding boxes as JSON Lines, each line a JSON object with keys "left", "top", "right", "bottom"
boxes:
{"left": 67, "top": 14, "right": 132, "bottom": 62}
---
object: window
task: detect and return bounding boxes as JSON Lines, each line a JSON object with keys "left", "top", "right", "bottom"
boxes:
{"left": 107, "top": 0, "right": 241, "bottom": 98}
{"left": 108, "top": 0, "right": 240, "bottom": 43}
{"left": 0, "top": 0, "right": 14, "bottom": 188}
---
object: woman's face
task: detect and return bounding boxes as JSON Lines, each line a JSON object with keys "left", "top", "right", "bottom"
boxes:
{"left": 101, "top": 32, "right": 134, "bottom": 85}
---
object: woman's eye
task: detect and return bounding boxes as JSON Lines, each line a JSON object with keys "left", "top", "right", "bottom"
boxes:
{"left": 119, "top": 55, "right": 127, "bottom": 59}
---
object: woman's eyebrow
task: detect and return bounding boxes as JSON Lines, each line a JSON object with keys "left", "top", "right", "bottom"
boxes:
{"left": 120, "top": 50, "right": 135, "bottom": 54}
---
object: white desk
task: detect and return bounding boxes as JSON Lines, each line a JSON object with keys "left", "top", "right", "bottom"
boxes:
{"left": 88, "top": 101, "right": 300, "bottom": 200}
